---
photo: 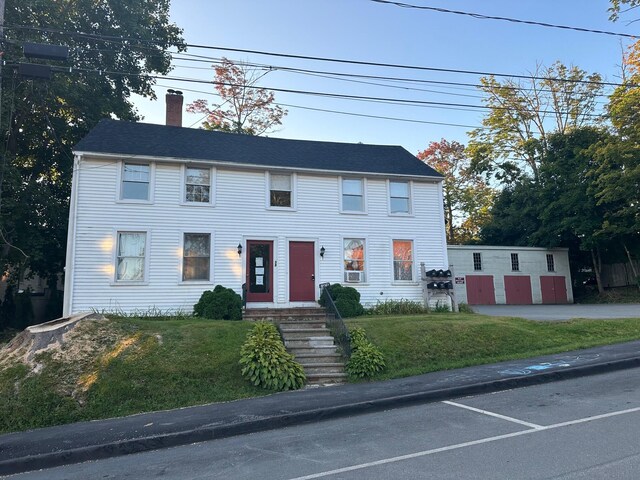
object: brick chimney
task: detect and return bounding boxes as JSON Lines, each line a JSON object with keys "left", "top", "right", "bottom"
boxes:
{"left": 165, "top": 89, "right": 183, "bottom": 127}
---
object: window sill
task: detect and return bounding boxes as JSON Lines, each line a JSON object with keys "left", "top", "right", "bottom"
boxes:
{"left": 110, "top": 281, "right": 149, "bottom": 286}
{"left": 266, "top": 206, "right": 297, "bottom": 212}
{"left": 178, "top": 280, "right": 215, "bottom": 286}
{"left": 391, "top": 281, "right": 419, "bottom": 286}
{"left": 180, "top": 202, "right": 215, "bottom": 207}
{"left": 339, "top": 210, "right": 368, "bottom": 215}
{"left": 116, "top": 199, "right": 153, "bottom": 205}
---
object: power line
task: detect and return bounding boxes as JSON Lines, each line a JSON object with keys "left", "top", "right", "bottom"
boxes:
{"left": 368, "top": 0, "right": 639, "bottom": 39}
{"left": 155, "top": 83, "right": 486, "bottom": 130}
{"left": 48, "top": 65, "right": 606, "bottom": 118}
{"left": 3, "top": 23, "right": 626, "bottom": 87}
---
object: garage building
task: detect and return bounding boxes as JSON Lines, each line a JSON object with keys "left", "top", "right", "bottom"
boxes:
{"left": 447, "top": 246, "right": 573, "bottom": 305}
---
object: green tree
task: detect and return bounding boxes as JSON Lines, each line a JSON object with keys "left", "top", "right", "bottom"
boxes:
{"left": 1, "top": 0, "right": 184, "bottom": 288}
{"left": 187, "top": 57, "right": 287, "bottom": 135}
{"left": 468, "top": 62, "right": 603, "bottom": 182}
{"left": 417, "top": 139, "right": 494, "bottom": 244}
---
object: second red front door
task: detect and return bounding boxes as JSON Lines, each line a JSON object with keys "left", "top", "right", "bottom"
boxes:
{"left": 289, "top": 241, "right": 315, "bottom": 302}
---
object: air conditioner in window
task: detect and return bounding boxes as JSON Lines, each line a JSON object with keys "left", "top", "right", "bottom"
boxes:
{"left": 346, "top": 271, "right": 363, "bottom": 283}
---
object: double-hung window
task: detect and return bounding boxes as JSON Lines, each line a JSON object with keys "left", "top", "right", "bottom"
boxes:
{"left": 389, "top": 181, "right": 411, "bottom": 214}
{"left": 393, "top": 240, "right": 414, "bottom": 281}
{"left": 185, "top": 167, "right": 211, "bottom": 203}
{"left": 116, "top": 232, "right": 147, "bottom": 282}
{"left": 342, "top": 178, "right": 364, "bottom": 212}
{"left": 183, "top": 233, "right": 211, "bottom": 281}
{"left": 269, "top": 173, "right": 292, "bottom": 207}
{"left": 344, "top": 238, "right": 365, "bottom": 283}
{"left": 121, "top": 163, "right": 150, "bottom": 200}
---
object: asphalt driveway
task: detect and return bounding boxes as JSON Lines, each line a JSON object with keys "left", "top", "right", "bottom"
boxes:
{"left": 472, "top": 304, "right": 640, "bottom": 321}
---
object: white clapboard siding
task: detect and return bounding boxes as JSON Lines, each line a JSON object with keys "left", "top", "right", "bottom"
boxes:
{"left": 66, "top": 157, "right": 447, "bottom": 315}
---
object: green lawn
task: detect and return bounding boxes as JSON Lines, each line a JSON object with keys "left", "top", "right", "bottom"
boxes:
{"left": 346, "top": 314, "right": 640, "bottom": 380}
{"left": 0, "top": 318, "right": 265, "bottom": 434}
{"left": 2, "top": 313, "right": 640, "bottom": 434}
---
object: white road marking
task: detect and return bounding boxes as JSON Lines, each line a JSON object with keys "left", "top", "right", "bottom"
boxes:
{"left": 442, "top": 400, "right": 545, "bottom": 429}
{"left": 285, "top": 405, "right": 640, "bottom": 480}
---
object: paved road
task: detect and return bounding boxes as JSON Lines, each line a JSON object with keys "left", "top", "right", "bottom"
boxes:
{"left": 11, "top": 368, "right": 640, "bottom": 479}
{"left": 473, "top": 303, "right": 640, "bottom": 320}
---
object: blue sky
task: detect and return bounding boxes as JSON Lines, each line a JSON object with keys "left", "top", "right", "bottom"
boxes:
{"left": 132, "top": 0, "right": 637, "bottom": 155}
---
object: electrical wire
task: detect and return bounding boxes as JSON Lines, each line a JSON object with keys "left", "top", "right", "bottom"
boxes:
{"left": 368, "top": 0, "right": 639, "bottom": 39}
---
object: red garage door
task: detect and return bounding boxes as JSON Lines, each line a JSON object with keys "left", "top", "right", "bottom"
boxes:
{"left": 466, "top": 275, "right": 496, "bottom": 305}
{"left": 504, "top": 276, "right": 533, "bottom": 305}
{"left": 540, "top": 276, "right": 568, "bottom": 304}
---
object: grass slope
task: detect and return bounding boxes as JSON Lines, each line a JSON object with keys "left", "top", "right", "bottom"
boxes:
{"left": 346, "top": 314, "right": 640, "bottom": 380}
{"left": 0, "top": 318, "right": 265, "bottom": 434}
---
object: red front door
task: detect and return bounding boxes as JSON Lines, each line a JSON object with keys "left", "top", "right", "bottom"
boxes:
{"left": 504, "top": 275, "right": 533, "bottom": 305}
{"left": 540, "top": 276, "right": 568, "bottom": 304}
{"left": 466, "top": 275, "right": 496, "bottom": 305}
{"left": 246, "top": 240, "right": 273, "bottom": 302}
{"left": 289, "top": 241, "right": 316, "bottom": 302}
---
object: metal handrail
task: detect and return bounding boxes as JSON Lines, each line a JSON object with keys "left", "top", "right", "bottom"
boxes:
{"left": 319, "top": 283, "right": 351, "bottom": 358}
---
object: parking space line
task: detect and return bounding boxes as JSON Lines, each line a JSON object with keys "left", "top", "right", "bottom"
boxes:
{"left": 285, "top": 405, "right": 640, "bottom": 480}
{"left": 442, "top": 400, "right": 545, "bottom": 429}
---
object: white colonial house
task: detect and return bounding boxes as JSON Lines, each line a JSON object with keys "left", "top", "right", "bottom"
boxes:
{"left": 62, "top": 100, "right": 447, "bottom": 316}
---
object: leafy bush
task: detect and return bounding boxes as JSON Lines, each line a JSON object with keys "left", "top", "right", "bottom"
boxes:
{"left": 194, "top": 285, "right": 242, "bottom": 320}
{"left": 319, "top": 284, "right": 364, "bottom": 318}
{"left": 368, "top": 299, "right": 427, "bottom": 316}
{"left": 346, "top": 326, "right": 385, "bottom": 378}
{"left": 239, "top": 322, "right": 306, "bottom": 391}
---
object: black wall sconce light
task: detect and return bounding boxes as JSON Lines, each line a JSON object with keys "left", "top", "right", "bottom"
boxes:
{"left": 237, "top": 243, "right": 243, "bottom": 257}
{"left": 320, "top": 246, "right": 326, "bottom": 258}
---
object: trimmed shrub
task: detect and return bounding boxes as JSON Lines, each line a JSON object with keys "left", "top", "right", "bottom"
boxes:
{"left": 194, "top": 285, "right": 242, "bottom": 320}
{"left": 345, "top": 326, "right": 385, "bottom": 378}
{"left": 239, "top": 322, "right": 306, "bottom": 391}
{"left": 319, "top": 284, "right": 364, "bottom": 318}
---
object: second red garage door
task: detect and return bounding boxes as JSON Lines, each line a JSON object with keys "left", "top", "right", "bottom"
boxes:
{"left": 504, "top": 275, "right": 533, "bottom": 304}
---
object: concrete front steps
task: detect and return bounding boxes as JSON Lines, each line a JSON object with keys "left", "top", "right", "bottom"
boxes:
{"left": 243, "top": 307, "right": 347, "bottom": 386}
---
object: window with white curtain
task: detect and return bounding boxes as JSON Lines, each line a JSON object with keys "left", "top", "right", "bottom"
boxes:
{"left": 116, "top": 232, "right": 146, "bottom": 281}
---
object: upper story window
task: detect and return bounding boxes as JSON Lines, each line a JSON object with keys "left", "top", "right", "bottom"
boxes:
{"left": 342, "top": 178, "right": 365, "bottom": 212}
{"left": 473, "top": 252, "right": 482, "bottom": 271}
{"left": 269, "top": 173, "right": 292, "bottom": 208}
{"left": 121, "top": 163, "right": 150, "bottom": 200}
{"left": 183, "top": 233, "right": 211, "bottom": 281}
{"left": 393, "top": 240, "right": 414, "bottom": 281}
{"left": 344, "top": 238, "right": 365, "bottom": 283}
{"left": 116, "top": 232, "right": 146, "bottom": 282}
{"left": 546, "top": 254, "right": 555, "bottom": 272}
{"left": 389, "top": 181, "right": 411, "bottom": 214}
{"left": 511, "top": 253, "right": 520, "bottom": 271}
{"left": 185, "top": 167, "right": 211, "bottom": 203}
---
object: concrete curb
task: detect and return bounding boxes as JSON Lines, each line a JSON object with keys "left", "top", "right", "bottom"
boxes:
{"left": 2, "top": 354, "right": 640, "bottom": 476}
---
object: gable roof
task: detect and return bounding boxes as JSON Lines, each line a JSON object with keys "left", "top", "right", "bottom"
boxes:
{"left": 74, "top": 119, "right": 443, "bottom": 179}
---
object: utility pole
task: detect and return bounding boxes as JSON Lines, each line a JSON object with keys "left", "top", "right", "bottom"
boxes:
{"left": 0, "top": 0, "right": 6, "bottom": 215}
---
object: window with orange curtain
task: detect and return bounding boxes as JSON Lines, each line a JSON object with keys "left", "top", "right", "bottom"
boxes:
{"left": 393, "top": 240, "right": 413, "bottom": 281}
{"left": 344, "top": 238, "right": 365, "bottom": 282}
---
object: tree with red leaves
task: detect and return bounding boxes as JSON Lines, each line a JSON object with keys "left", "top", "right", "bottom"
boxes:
{"left": 418, "top": 139, "right": 494, "bottom": 244}
{"left": 187, "top": 58, "right": 287, "bottom": 135}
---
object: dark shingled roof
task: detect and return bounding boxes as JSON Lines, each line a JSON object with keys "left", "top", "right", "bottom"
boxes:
{"left": 74, "top": 120, "right": 443, "bottom": 179}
